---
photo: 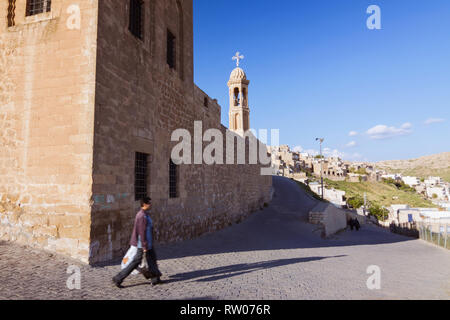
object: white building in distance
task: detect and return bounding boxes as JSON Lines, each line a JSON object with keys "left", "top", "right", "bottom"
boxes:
{"left": 402, "top": 176, "right": 421, "bottom": 187}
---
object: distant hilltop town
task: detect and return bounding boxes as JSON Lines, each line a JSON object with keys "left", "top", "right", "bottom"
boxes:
{"left": 268, "top": 145, "right": 450, "bottom": 209}
{"left": 269, "top": 145, "right": 384, "bottom": 183}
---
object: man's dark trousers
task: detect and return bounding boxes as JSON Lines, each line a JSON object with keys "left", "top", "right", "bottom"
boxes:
{"left": 114, "top": 248, "right": 161, "bottom": 284}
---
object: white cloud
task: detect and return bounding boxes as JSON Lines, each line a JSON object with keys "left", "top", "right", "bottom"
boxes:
{"left": 323, "top": 148, "right": 345, "bottom": 158}
{"left": 349, "top": 131, "right": 358, "bottom": 137}
{"left": 345, "top": 141, "right": 357, "bottom": 148}
{"left": 366, "top": 122, "right": 413, "bottom": 140}
{"left": 424, "top": 118, "right": 445, "bottom": 125}
{"left": 292, "top": 145, "right": 303, "bottom": 152}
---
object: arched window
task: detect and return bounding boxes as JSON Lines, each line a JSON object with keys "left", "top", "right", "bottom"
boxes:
{"left": 233, "top": 88, "right": 240, "bottom": 106}
{"left": 234, "top": 114, "right": 240, "bottom": 130}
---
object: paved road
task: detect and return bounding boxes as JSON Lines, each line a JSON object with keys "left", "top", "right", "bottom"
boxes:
{"left": 0, "top": 177, "right": 449, "bottom": 300}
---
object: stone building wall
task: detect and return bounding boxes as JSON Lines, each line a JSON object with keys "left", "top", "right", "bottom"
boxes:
{"left": 0, "top": 0, "right": 272, "bottom": 265}
{"left": 89, "top": 0, "right": 271, "bottom": 264}
{"left": 0, "top": 0, "right": 98, "bottom": 263}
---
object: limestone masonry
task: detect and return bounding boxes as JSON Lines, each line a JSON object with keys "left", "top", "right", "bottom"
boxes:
{"left": 0, "top": 0, "right": 272, "bottom": 264}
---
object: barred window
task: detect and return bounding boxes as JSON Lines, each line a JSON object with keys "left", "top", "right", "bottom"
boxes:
{"left": 7, "top": 0, "right": 16, "bottom": 27}
{"left": 129, "top": 0, "right": 144, "bottom": 40}
{"left": 135, "top": 152, "right": 149, "bottom": 201}
{"left": 167, "top": 29, "right": 176, "bottom": 69}
{"left": 26, "top": 0, "right": 51, "bottom": 16}
{"left": 169, "top": 159, "right": 178, "bottom": 198}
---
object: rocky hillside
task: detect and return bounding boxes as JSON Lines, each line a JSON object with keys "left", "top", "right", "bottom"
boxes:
{"left": 375, "top": 152, "right": 450, "bottom": 181}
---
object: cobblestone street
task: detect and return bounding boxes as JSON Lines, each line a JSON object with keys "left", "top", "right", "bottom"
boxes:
{"left": 1, "top": 177, "right": 449, "bottom": 300}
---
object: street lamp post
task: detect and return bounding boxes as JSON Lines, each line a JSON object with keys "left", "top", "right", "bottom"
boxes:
{"left": 363, "top": 192, "right": 367, "bottom": 216}
{"left": 316, "top": 138, "right": 324, "bottom": 200}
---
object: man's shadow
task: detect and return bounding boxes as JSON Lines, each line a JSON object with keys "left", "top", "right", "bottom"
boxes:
{"left": 167, "top": 255, "right": 346, "bottom": 283}
{"left": 121, "top": 255, "right": 346, "bottom": 288}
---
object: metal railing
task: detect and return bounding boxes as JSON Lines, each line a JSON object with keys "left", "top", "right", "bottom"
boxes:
{"left": 417, "top": 221, "right": 450, "bottom": 250}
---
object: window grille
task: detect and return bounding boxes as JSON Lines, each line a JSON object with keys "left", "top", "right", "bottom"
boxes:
{"left": 26, "top": 0, "right": 51, "bottom": 16}
{"left": 135, "top": 152, "right": 148, "bottom": 201}
{"left": 169, "top": 159, "right": 178, "bottom": 198}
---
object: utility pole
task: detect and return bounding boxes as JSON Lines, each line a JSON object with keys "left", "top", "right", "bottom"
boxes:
{"left": 316, "top": 138, "right": 324, "bottom": 200}
{"left": 364, "top": 192, "right": 367, "bottom": 215}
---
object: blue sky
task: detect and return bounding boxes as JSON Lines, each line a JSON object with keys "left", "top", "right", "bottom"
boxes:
{"left": 193, "top": 0, "right": 450, "bottom": 162}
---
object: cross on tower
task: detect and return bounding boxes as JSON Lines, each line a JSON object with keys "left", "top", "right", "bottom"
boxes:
{"left": 232, "top": 52, "right": 244, "bottom": 67}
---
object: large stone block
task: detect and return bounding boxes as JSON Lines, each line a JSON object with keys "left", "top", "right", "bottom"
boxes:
{"left": 33, "top": 225, "right": 58, "bottom": 238}
{"left": 19, "top": 214, "right": 49, "bottom": 227}
{"left": 48, "top": 215, "right": 81, "bottom": 228}
{"left": 58, "top": 226, "right": 90, "bottom": 240}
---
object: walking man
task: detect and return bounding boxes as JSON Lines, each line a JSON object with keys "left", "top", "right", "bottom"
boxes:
{"left": 112, "top": 197, "right": 162, "bottom": 288}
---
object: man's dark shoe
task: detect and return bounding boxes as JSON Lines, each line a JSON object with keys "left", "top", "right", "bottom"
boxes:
{"left": 137, "top": 266, "right": 162, "bottom": 280}
{"left": 138, "top": 267, "right": 153, "bottom": 280}
{"left": 112, "top": 277, "right": 124, "bottom": 289}
{"left": 151, "top": 277, "right": 161, "bottom": 286}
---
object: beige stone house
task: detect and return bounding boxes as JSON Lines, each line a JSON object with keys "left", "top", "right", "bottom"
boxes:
{"left": 0, "top": 0, "right": 272, "bottom": 264}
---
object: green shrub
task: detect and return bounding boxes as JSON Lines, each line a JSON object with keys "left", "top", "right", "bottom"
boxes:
{"left": 369, "top": 205, "right": 389, "bottom": 221}
{"left": 347, "top": 195, "right": 364, "bottom": 209}
{"left": 383, "top": 178, "right": 415, "bottom": 192}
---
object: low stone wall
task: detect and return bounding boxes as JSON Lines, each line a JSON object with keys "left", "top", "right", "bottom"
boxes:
{"left": 309, "top": 203, "right": 348, "bottom": 237}
{"left": 323, "top": 205, "right": 348, "bottom": 237}
{"left": 389, "top": 223, "right": 419, "bottom": 238}
{"left": 309, "top": 211, "right": 325, "bottom": 225}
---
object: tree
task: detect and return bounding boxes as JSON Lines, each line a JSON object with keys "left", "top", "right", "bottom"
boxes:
{"left": 382, "top": 178, "right": 415, "bottom": 192}
{"left": 369, "top": 205, "right": 389, "bottom": 221}
{"left": 347, "top": 195, "right": 364, "bottom": 209}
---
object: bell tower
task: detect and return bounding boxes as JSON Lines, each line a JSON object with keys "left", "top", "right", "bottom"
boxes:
{"left": 228, "top": 52, "right": 250, "bottom": 135}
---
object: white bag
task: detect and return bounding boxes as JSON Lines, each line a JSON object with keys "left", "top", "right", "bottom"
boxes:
{"left": 121, "top": 246, "right": 144, "bottom": 275}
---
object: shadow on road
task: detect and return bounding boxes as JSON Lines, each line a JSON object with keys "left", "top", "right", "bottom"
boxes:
{"left": 93, "top": 176, "right": 417, "bottom": 268}
{"left": 121, "top": 255, "right": 346, "bottom": 288}
{"left": 167, "top": 255, "right": 347, "bottom": 283}
{"left": 154, "top": 177, "right": 417, "bottom": 262}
